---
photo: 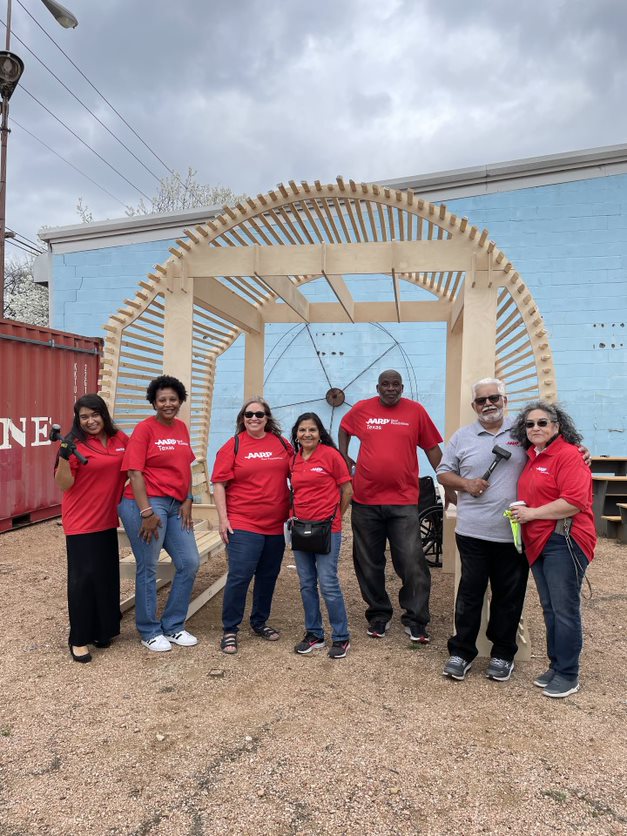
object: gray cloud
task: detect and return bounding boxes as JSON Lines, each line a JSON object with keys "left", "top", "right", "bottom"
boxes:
{"left": 4, "top": 0, "right": 626, "bottom": 247}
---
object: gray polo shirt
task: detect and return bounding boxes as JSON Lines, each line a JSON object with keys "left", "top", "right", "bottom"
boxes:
{"left": 437, "top": 416, "right": 527, "bottom": 542}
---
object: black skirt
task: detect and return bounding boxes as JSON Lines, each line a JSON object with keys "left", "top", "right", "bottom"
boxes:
{"left": 66, "top": 528, "right": 121, "bottom": 646}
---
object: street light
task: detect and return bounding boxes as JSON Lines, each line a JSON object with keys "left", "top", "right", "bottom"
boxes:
{"left": 0, "top": 0, "right": 78, "bottom": 318}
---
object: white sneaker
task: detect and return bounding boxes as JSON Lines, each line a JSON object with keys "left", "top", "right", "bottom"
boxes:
{"left": 165, "top": 629, "right": 198, "bottom": 647}
{"left": 141, "top": 635, "right": 172, "bottom": 652}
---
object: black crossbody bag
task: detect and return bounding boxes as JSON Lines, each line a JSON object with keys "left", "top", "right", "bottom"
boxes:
{"left": 288, "top": 453, "right": 337, "bottom": 554}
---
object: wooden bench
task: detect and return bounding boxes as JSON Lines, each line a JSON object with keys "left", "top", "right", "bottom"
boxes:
{"left": 592, "top": 475, "right": 627, "bottom": 539}
{"left": 119, "top": 503, "right": 226, "bottom": 617}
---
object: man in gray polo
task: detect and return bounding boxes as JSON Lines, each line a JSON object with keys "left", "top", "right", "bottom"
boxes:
{"left": 436, "top": 378, "right": 528, "bottom": 682}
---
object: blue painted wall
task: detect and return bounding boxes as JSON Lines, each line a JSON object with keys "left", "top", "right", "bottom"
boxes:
{"left": 51, "top": 172, "right": 627, "bottom": 462}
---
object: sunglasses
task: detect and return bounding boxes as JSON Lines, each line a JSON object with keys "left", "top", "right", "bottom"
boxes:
{"left": 525, "top": 419, "right": 552, "bottom": 428}
{"left": 474, "top": 394, "right": 502, "bottom": 406}
{"left": 244, "top": 410, "right": 268, "bottom": 419}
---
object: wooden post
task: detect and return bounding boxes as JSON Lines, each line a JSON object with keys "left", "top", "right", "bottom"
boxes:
{"left": 163, "top": 260, "right": 194, "bottom": 425}
{"left": 244, "top": 329, "right": 265, "bottom": 399}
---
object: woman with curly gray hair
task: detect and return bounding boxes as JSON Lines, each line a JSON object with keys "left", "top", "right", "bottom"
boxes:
{"left": 509, "top": 400, "right": 595, "bottom": 699}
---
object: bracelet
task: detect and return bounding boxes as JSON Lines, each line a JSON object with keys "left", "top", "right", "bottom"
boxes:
{"left": 140, "top": 508, "right": 154, "bottom": 518}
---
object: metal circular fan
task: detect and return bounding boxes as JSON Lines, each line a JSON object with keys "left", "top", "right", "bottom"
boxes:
{"left": 264, "top": 322, "right": 419, "bottom": 436}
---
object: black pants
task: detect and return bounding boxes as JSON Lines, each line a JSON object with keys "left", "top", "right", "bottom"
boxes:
{"left": 351, "top": 501, "right": 430, "bottom": 627}
{"left": 66, "top": 528, "right": 121, "bottom": 646}
{"left": 448, "top": 533, "right": 529, "bottom": 662}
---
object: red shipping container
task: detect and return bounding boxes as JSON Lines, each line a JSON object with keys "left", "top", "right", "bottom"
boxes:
{"left": 0, "top": 318, "right": 102, "bottom": 532}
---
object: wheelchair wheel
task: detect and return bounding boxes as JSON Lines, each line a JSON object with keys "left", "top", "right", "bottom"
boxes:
{"left": 419, "top": 504, "right": 443, "bottom": 568}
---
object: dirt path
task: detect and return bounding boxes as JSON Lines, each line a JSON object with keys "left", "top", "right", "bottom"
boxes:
{"left": 1, "top": 520, "right": 626, "bottom": 835}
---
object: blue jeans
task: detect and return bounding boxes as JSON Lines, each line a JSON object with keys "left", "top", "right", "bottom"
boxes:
{"left": 293, "top": 532, "right": 349, "bottom": 642}
{"left": 118, "top": 497, "right": 200, "bottom": 641}
{"left": 531, "top": 532, "right": 588, "bottom": 680}
{"left": 222, "top": 529, "right": 285, "bottom": 633}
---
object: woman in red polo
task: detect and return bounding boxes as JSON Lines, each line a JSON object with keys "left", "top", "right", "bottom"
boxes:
{"left": 55, "top": 394, "right": 128, "bottom": 663}
{"left": 510, "top": 400, "right": 595, "bottom": 699}
{"left": 289, "top": 412, "right": 353, "bottom": 659}
{"left": 212, "top": 397, "right": 292, "bottom": 655}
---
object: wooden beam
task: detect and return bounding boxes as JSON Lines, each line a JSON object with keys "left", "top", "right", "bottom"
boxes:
{"left": 194, "top": 276, "right": 262, "bottom": 333}
{"left": 262, "top": 299, "right": 451, "bottom": 323}
{"left": 187, "top": 240, "right": 480, "bottom": 278}
{"left": 254, "top": 273, "right": 310, "bottom": 321}
{"left": 321, "top": 272, "right": 355, "bottom": 322}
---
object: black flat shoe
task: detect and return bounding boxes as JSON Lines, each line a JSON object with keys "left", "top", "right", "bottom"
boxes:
{"left": 68, "top": 639, "right": 92, "bottom": 663}
{"left": 93, "top": 639, "right": 111, "bottom": 649}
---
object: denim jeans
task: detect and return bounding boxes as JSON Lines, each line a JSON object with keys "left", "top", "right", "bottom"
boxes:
{"left": 448, "top": 534, "right": 529, "bottom": 662}
{"left": 118, "top": 497, "right": 200, "bottom": 641}
{"left": 293, "top": 532, "right": 349, "bottom": 642}
{"left": 222, "top": 529, "right": 285, "bottom": 633}
{"left": 351, "top": 501, "right": 430, "bottom": 627}
{"left": 531, "top": 532, "right": 588, "bottom": 680}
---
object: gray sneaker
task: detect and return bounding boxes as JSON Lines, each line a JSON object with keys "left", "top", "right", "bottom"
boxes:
{"left": 486, "top": 658, "right": 514, "bottom": 681}
{"left": 543, "top": 674, "right": 580, "bottom": 699}
{"left": 442, "top": 655, "right": 472, "bottom": 680}
{"left": 533, "top": 668, "right": 555, "bottom": 688}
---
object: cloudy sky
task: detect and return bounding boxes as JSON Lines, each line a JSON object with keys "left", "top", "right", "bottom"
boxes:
{"left": 5, "top": 0, "right": 627, "bottom": 252}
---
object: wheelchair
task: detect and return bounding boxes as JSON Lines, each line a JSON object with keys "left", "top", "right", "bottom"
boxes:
{"left": 418, "top": 475, "right": 444, "bottom": 568}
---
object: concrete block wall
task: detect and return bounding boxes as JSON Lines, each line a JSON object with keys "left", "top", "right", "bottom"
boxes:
{"left": 51, "top": 171, "right": 627, "bottom": 462}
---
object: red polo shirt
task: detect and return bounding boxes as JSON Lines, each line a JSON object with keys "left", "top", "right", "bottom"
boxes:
{"left": 517, "top": 435, "right": 596, "bottom": 565}
{"left": 211, "top": 432, "right": 293, "bottom": 535}
{"left": 340, "top": 397, "right": 442, "bottom": 505}
{"left": 60, "top": 431, "right": 129, "bottom": 535}
{"left": 290, "top": 444, "right": 351, "bottom": 533}
{"left": 122, "top": 417, "right": 195, "bottom": 502}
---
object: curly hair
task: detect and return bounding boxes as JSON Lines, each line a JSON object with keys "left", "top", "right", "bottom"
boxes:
{"left": 291, "top": 412, "right": 337, "bottom": 451}
{"left": 235, "top": 396, "right": 283, "bottom": 437}
{"left": 146, "top": 375, "right": 187, "bottom": 405}
{"left": 510, "top": 399, "right": 583, "bottom": 449}
{"left": 71, "top": 394, "right": 118, "bottom": 442}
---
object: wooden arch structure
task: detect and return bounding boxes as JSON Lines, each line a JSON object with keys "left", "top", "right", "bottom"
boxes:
{"left": 100, "top": 178, "right": 557, "bottom": 503}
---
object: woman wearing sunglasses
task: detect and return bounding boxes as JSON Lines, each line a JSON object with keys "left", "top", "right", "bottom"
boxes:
{"left": 212, "top": 398, "right": 293, "bottom": 654}
{"left": 509, "top": 401, "right": 595, "bottom": 699}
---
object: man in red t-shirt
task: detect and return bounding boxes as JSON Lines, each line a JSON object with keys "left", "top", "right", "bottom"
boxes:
{"left": 339, "top": 369, "right": 446, "bottom": 643}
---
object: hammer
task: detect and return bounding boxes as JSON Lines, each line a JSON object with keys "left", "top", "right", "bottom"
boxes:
{"left": 481, "top": 444, "right": 512, "bottom": 481}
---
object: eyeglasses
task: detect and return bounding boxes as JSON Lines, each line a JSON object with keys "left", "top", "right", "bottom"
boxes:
{"left": 244, "top": 411, "right": 268, "bottom": 419}
{"left": 474, "top": 394, "right": 502, "bottom": 406}
{"left": 525, "top": 419, "right": 552, "bottom": 428}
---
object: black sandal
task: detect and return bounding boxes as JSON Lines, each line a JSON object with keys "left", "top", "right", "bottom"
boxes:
{"left": 252, "top": 625, "right": 280, "bottom": 641}
{"left": 220, "top": 633, "right": 238, "bottom": 654}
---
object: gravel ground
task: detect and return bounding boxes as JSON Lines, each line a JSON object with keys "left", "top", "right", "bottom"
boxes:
{"left": 1, "top": 519, "right": 626, "bottom": 836}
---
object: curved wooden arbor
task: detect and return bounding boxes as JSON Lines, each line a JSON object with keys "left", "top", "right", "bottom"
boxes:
{"left": 100, "top": 178, "right": 557, "bottom": 505}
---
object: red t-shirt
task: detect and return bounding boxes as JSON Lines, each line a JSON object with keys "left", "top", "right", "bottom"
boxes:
{"left": 59, "top": 431, "right": 129, "bottom": 535}
{"left": 290, "top": 444, "right": 352, "bottom": 533}
{"left": 517, "top": 435, "right": 596, "bottom": 565}
{"left": 122, "top": 416, "right": 195, "bottom": 502}
{"left": 211, "top": 432, "right": 293, "bottom": 535}
{"left": 340, "top": 397, "right": 442, "bottom": 505}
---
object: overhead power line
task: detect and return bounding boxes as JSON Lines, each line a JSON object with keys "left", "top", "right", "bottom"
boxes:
{"left": 1, "top": 21, "right": 164, "bottom": 185}
{"left": 12, "top": 119, "right": 128, "bottom": 208}
{"left": 20, "top": 86, "right": 152, "bottom": 201}
{"left": 13, "top": 0, "right": 205, "bottom": 205}
{"left": 7, "top": 238, "right": 42, "bottom": 256}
